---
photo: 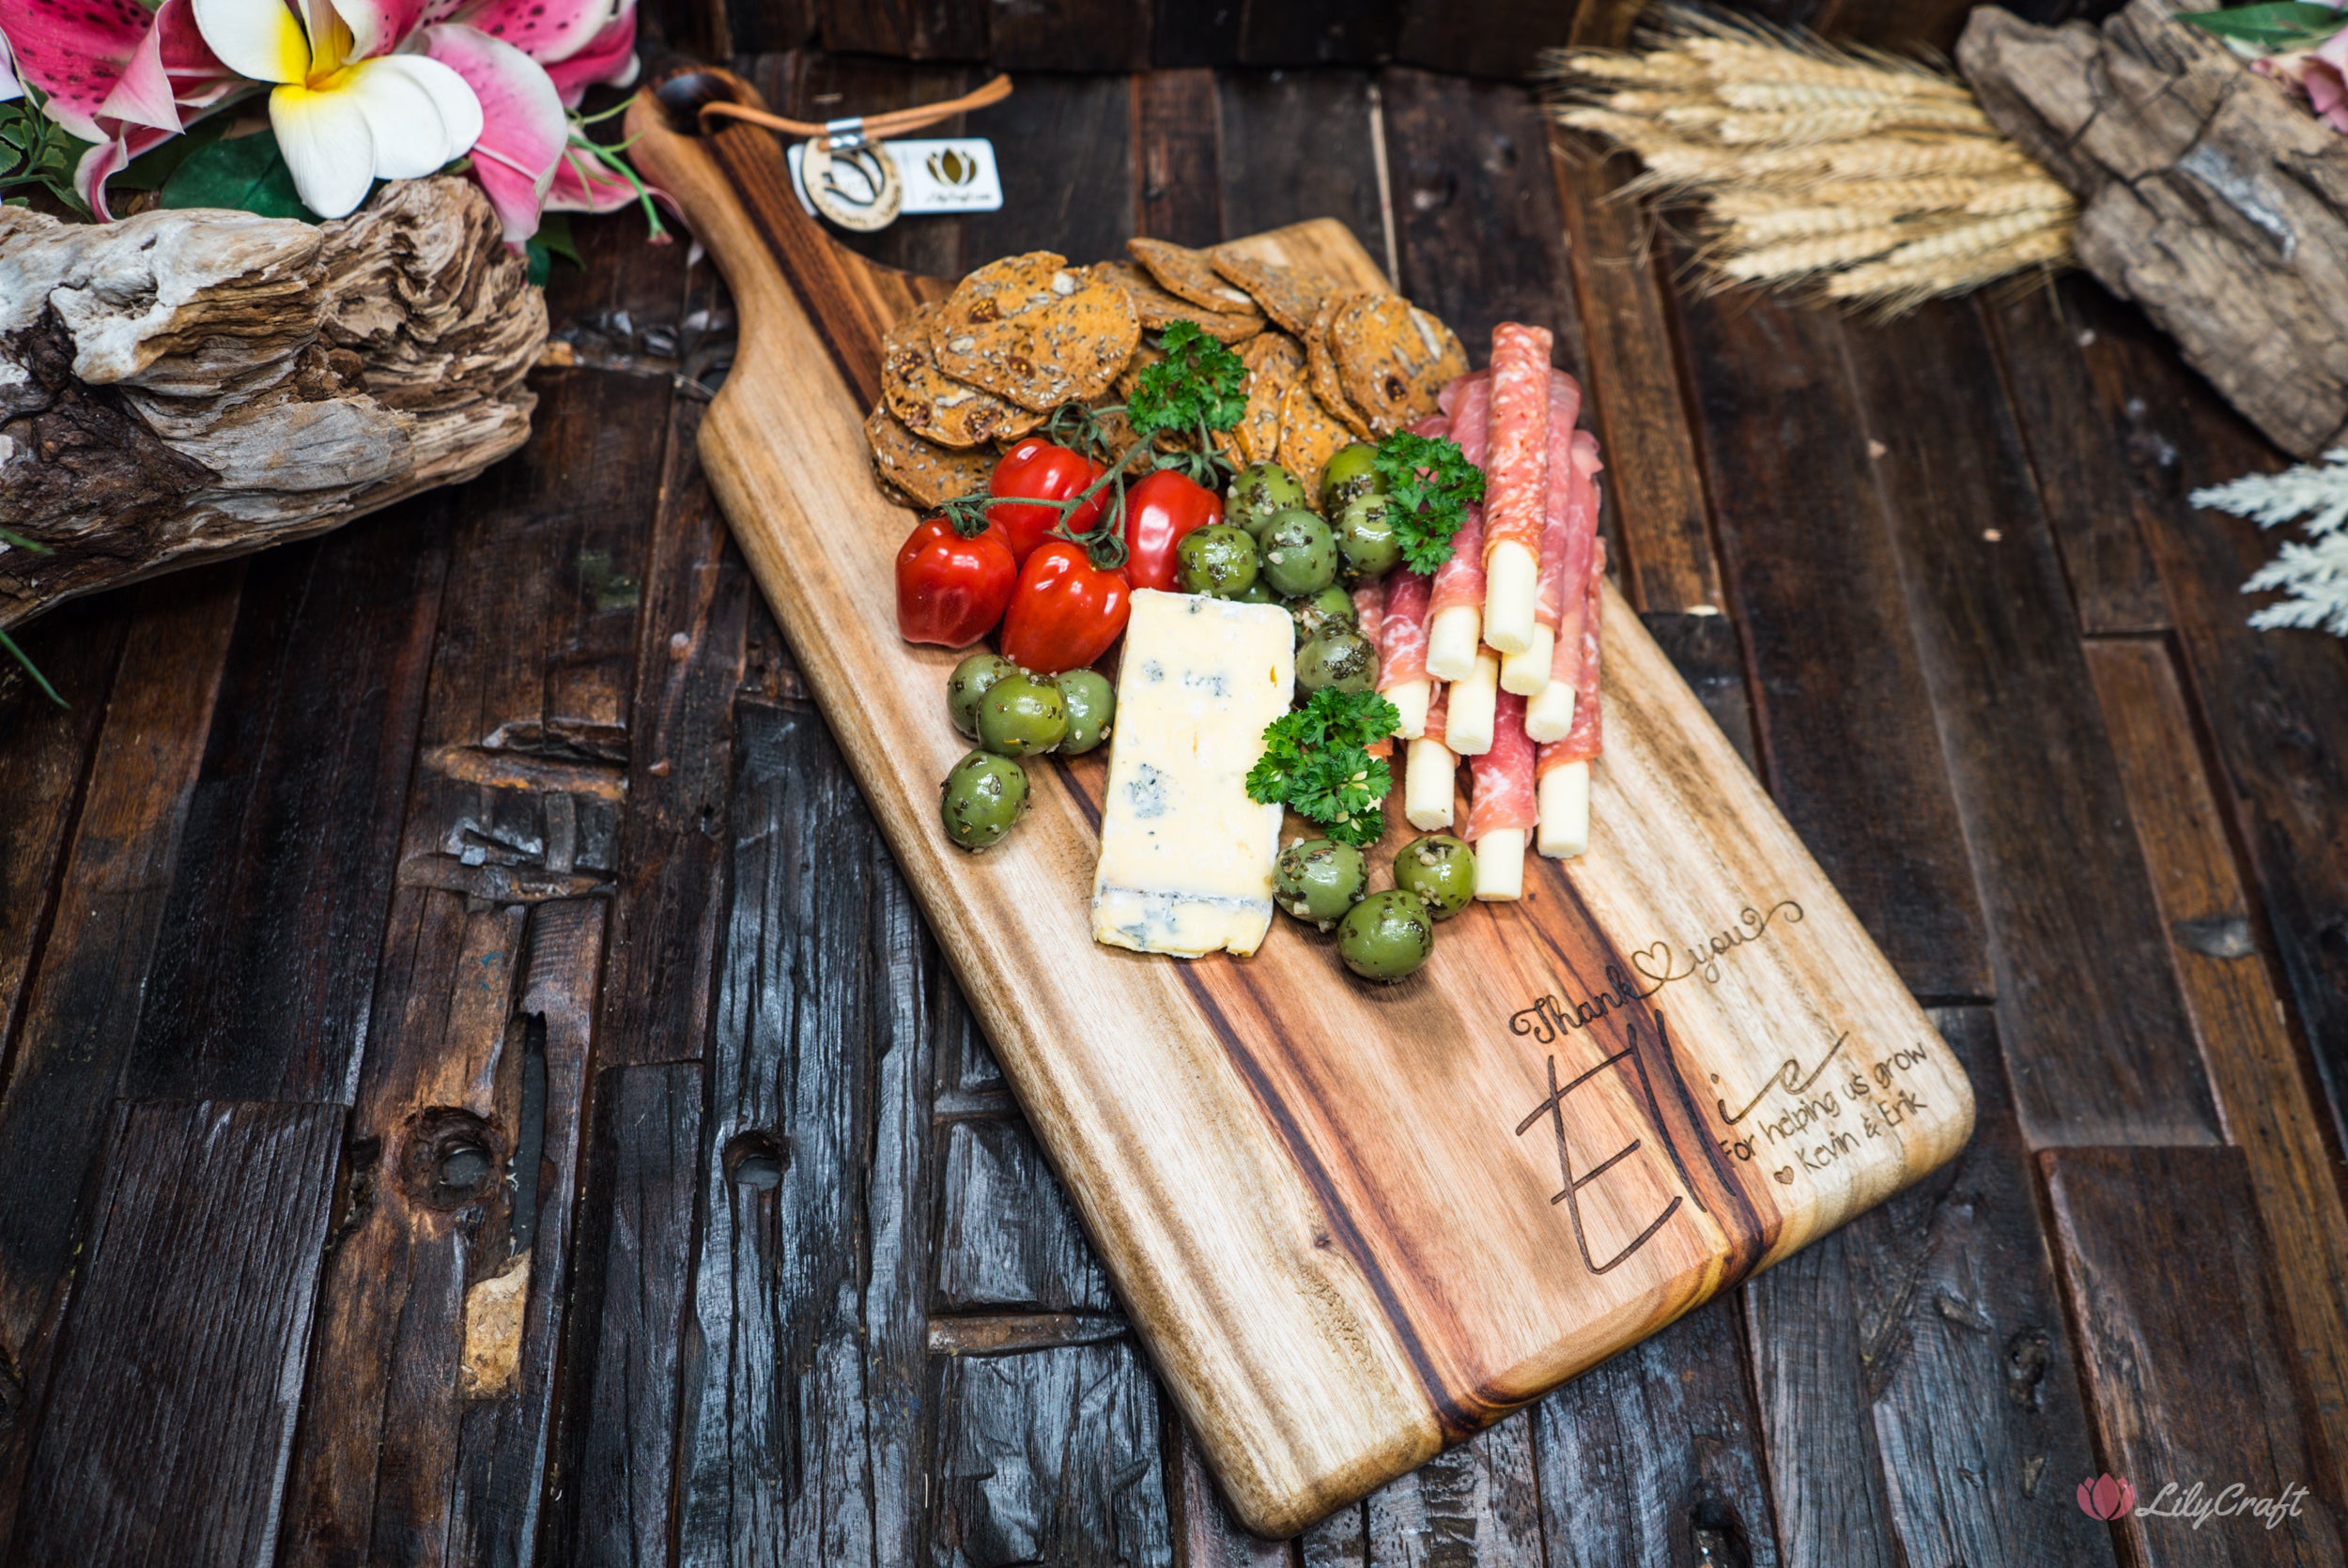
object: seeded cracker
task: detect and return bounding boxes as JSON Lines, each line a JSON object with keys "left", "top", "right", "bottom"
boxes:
{"left": 883, "top": 302, "right": 1043, "bottom": 450}
{"left": 1236, "top": 332, "right": 1304, "bottom": 467}
{"left": 933, "top": 252, "right": 1140, "bottom": 412}
{"left": 1331, "top": 296, "right": 1468, "bottom": 435}
{"left": 1305, "top": 295, "right": 1374, "bottom": 439}
{"left": 867, "top": 405, "right": 996, "bottom": 510}
{"left": 1275, "top": 382, "right": 1352, "bottom": 505}
{"left": 1115, "top": 337, "right": 1166, "bottom": 402}
{"left": 1093, "top": 261, "right": 1263, "bottom": 345}
{"left": 1209, "top": 251, "right": 1337, "bottom": 339}
{"left": 1127, "top": 238, "right": 1262, "bottom": 315}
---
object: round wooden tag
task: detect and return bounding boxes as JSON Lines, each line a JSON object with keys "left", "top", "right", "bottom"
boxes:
{"left": 801, "top": 138, "right": 903, "bottom": 232}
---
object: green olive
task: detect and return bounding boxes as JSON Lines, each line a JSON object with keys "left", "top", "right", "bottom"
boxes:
{"left": 1274, "top": 838, "right": 1368, "bottom": 930}
{"left": 1290, "top": 584, "right": 1359, "bottom": 646}
{"left": 976, "top": 672, "right": 1068, "bottom": 757}
{"left": 940, "top": 750, "right": 1028, "bottom": 851}
{"left": 1235, "top": 577, "right": 1280, "bottom": 605}
{"left": 1260, "top": 511, "right": 1338, "bottom": 597}
{"left": 1229, "top": 463, "right": 1308, "bottom": 537}
{"left": 1177, "top": 524, "right": 1259, "bottom": 598}
{"left": 1057, "top": 669, "right": 1116, "bottom": 755}
{"left": 1336, "top": 492, "right": 1403, "bottom": 580}
{"left": 1320, "top": 441, "right": 1383, "bottom": 515}
{"left": 1338, "top": 889, "right": 1435, "bottom": 982}
{"left": 1296, "top": 628, "right": 1377, "bottom": 696}
{"left": 948, "top": 652, "right": 1019, "bottom": 740}
{"left": 1394, "top": 835, "right": 1476, "bottom": 919}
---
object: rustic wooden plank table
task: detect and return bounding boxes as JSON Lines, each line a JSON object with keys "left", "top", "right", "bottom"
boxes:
{"left": 4, "top": 8, "right": 2348, "bottom": 1564}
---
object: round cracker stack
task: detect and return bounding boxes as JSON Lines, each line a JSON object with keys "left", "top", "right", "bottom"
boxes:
{"left": 883, "top": 302, "right": 1045, "bottom": 449}
{"left": 933, "top": 253, "right": 1141, "bottom": 412}
{"left": 1093, "top": 260, "right": 1264, "bottom": 345}
{"left": 1127, "top": 238, "right": 1265, "bottom": 317}
{"left": 1330, "top": 296, "right": 1467, "bottom": 435}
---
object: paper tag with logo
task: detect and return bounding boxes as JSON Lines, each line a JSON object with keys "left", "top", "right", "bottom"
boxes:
{"left": 786, "top": 137, "right": 1004, "bottom": 224}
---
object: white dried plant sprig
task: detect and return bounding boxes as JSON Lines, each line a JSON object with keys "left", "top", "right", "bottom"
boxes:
{"left": 2194, "top": 450, "right": 2348, "bottom": 635}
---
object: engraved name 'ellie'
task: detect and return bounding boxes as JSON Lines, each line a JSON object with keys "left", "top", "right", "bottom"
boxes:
{"left": 1507, "top": 900, "right": 1803, "bottom": 1045}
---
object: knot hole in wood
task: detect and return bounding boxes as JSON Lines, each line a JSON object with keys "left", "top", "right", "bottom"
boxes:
{"left": 402, "top": 1108, "right": 507, "bottom": 1216}
{"left": 723, "top": 1130, "right": 786, "bottom": 1191}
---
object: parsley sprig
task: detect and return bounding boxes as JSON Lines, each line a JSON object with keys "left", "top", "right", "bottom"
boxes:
{"left": 1126, "top": 320, "right": 1248, "bottom": 445}
{"left": 1373, "top": 432, "right": 1486, "bottom": 576}
{"left": 1246, "top": 688, "right": 1400, "bottom": 850}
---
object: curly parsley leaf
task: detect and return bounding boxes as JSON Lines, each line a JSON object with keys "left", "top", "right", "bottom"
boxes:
{"left": 1373, "top": 432, "right": 1486, "bottom": 576}
{"left": 1246, "top": 688, "right": 1400, "bottom": 850}
{"left": 1126, "top": 320, "right": 1248, "bottom": 444}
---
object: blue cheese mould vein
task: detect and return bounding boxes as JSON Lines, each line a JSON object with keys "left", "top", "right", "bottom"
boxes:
{"left": 1091, "top": 591, "right": 1296, "bottom": 958}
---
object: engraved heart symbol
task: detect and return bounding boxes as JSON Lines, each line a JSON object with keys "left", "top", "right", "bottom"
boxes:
{"left": 1773, "top": 1167, "right": 1796, "bottom": 1186}
{"left": 1630, "top": 943, "right": 1676, "bottom": 983}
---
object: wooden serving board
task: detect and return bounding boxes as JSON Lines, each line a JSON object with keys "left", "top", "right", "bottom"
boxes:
{"left": 628, "top": 73, "right": 1976, "bottom": 1539}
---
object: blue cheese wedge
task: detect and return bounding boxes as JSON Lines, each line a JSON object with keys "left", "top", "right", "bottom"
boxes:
{"left": 1092, "top": 590, "right": 1293, "bottom": 958}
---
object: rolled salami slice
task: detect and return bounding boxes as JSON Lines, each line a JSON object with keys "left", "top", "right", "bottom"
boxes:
{"left": 1436, "top": 367, "right": 1489, "bottom": 417}
{"left": 1479, "top": 323, "right": 1553, "bottom": 656}
{"left": 1425, "top": 376, "right": 1491, "bottom": 682}
{"left": 1504, "top": 371, "right": 1584, "bottom": 696}
{"left": 1378, "top": 569, "right": 1433, "bottom": 738}
{"left": 1469, "top": 691, "right": 1535, "bottom": 899}
{"left": 1536, "top": 537, "right": 1605, "bottom": 861}
{"left": 1527, "top": 429, "right": 1602, "bottom": 741}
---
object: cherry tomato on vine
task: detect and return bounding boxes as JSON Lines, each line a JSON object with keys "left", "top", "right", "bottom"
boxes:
{"left": 988, "top": 438, "right": 1106, "bottom": 563}
{"left": 1000, "top": 541, "right": 1130, "bottom": 673}
{"left": 895, "top": 515, "right": 1016, "bottom": 647}
{"left": 1120, "top": 468, "right": 1225, "bottom": 593}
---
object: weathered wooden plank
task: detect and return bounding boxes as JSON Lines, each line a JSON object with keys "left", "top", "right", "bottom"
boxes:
{"left": 722, "top": 0, "right": 815, "bottom": 58}
{"left": 1136, "top": 69, "right": 1226, "bottom": 248}
{"left": 0, "top": 567, "right": 242, "bottom": 1552}
{"left": 1175, "top": 1421, "right": 1293, "bottom": 1567}
{"left": 1236, "top": 0, "right": 1398, "bottom": 66}
{"left": 1395, "top": 0, "right": 1574, "bottom": 79}
{"left": 2043, "top": 1145, "right": 2347, "bottom": 1565}
{"left": 123, "top": 504, "right": 450, "bottom": 1104}
{"left": 8, "top": 1099, "right": 342, "bottom": 1568}
{"left": 0, "top": 592, "right": 127, "bottom": 1063}
{"left": 676, "top": 696, "right": 938, "bottom": 1565}
{"left": 1674, "top": 288, "right": 1990, "bottom": 1003}
{"left": 550, "top": 1063, "right": 703, "bottom": 1567}
{"left": 1843, "top": 301, "right": 2218, "bottom": 1143}
{"left": 990, "top": 0, "right": 1151, "bottom": 72}
{"left": 1533, "top": 1292, "right": 1779, "bottom": 1568}
{"left": 816, "top": 0, "right": 984, "bottom": 60}
{"left": 1979, "top": 283, "right": 2170, "bottom": 635}
{"left": 1743, "top": 1007, "right": 2116, "bottom": 1568}
{"left": 2086, "top": 638, "right": 2348, "bottom": 1501}
{"left": 1151, "top": 0, "right": 1240, "bottom": 68}
{"left": 1216, "top": 71, "right": 1386, "bottom": 273}
{"left": 1379, "top": 68, "right": 1583, "bottom": 375}
{"left": 929, "top": 1340, "right": 1174, "bottom": 1567}
{"left": 1551, "top": 154, "right": 1719, "bottom": 615}
{"left": 1298, "top": 1504, "right": 1367, "bottom": 1567}
{"left": 964, "top": 72, "right": 1137, "bottom": 268}
{"left": 1640, "top": 611, "right": 1755, "bottom": 773}
{"left": 1363, "top": 1415, "right": 1544, "bottom": 1567}
{"left": 598, "top": 397, "right": 753, "bottom": 1069}
{"left": 2074, "top": 290, "right": 2348, "bottom": 1162}
{"left": 938, "top": 1116, "right": 1119, "bottom": 1314}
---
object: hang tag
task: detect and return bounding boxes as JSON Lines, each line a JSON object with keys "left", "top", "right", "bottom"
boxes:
{"left": 786, "top": 138, "right": 1004, "bottom": 225}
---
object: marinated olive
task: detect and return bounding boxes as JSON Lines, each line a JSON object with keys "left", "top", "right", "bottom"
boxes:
{"left": 1338, "top": 889, "right": 1435, "bottom": 982}
{"left": 1296, "top": 628, "right": 1377, "bottom": 695}
{"left": 1336, "top": 492, "right": 1403, "bottom": 579}
{"left": 947, "top": 652, "right": 1020, "bottom": 739}
{"left": 976, "top": 672, "right": 1068, "bottom": 757}
{"left": 1290, "top": 584, "right": 1359, "bottom": 645}
{"left": 1228, "top": 463, "right": 1308, "bottom": 537}
{"left": 1394, "top": 835, "right": 1476, "bottom": 919}
{"left": 1260, "top": 511, "right": 1338, "bottom": 597}
{"left": 1176, "top": 523, "right": 1259, "bottom": 598}
{"left": 1274, "top": 838, "right": 1368, "bottom": 930}
{"left": 940, "top": 750, "right": 1028, "bottom": 851}
{"left": 1320, "top": 441, "right": 1383, "bottom": 515}
{"left": 1234, "top": 578, "right": 1280, "bottom": 605}
{"left": 1057, "top": 669, "right": 1116, "bottom": 755}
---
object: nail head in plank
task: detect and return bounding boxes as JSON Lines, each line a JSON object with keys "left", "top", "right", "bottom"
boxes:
{"left": 2042, "top": 1145, "right": 2347, "bottom": 1565}
{"left": 9, "top": 1099, "right": 342, "bottom": 1568}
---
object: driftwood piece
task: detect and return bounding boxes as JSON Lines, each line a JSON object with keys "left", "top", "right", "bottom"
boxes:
{"left": 1960, "top": 0, "right": 2348, "bottom": 458}
{"left": 0, "top": 175, "right": 544, "bottom": 631}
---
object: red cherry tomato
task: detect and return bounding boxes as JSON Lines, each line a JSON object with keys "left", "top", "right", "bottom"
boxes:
{"left": 988, "top": 438, "right": 1106, "bottom": 563}
{"left": 1120, "top": 468, "right": 1224, "bottom": 593}
{"left": 1000, "top": 541, "right": 1131, "bottom": 673}
{"left": 895, "top": 515, "right": 1016, "bottom": 647}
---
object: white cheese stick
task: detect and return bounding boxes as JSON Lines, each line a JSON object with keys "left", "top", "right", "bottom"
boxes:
{"left": 1499, "top": 625, "right": 1552, "bottom": 698}
{"left": 1474, "top": 827, "right": 1526, "bottom": 899}
{"left": 1537, "top": 762, "right": 1590, "bottom": 859}
{"left": 1404, "top": 738, "right": 1457, "bottom": 831}
{"left": 1444, "top": 650, "right": 1502, "bottom": 757}
{"left": 1524, "top": 679, "right": 1576, "bottom": 743}
{"left": 1425, "top": 605, "right": 1480, "bottom": 683}
{"left": 1481, "top": 541, "right": 1539, "bottom": 655}
{"left": 1386, "top": 678, "right": 1430, "bottom": 741}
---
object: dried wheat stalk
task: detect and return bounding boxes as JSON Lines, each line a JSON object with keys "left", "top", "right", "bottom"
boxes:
{"left": 1542, "top": 6, "right": 2074, "bottom": 313}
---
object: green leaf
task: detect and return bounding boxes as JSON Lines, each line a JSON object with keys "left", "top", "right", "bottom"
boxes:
{"left": 109, "top": 116, "right": 229, "bottom": 192}
{"left": 2178, "top": 2, "right": 2347, "bottom": 51}
{"left": 1372, "top": 431, "right": 1486, "bottom": 575}
{"left": 533, "top": 210, "right": 583, "bottom": 269}
{"left": 1246, "top": 687, "right": 1400, "bottom": 847}
{"left": 159, "top": 131, "right": 321, "bottom": 221}
{"left": 1126, "top": 320, "right": 1249, "bottom": 443}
